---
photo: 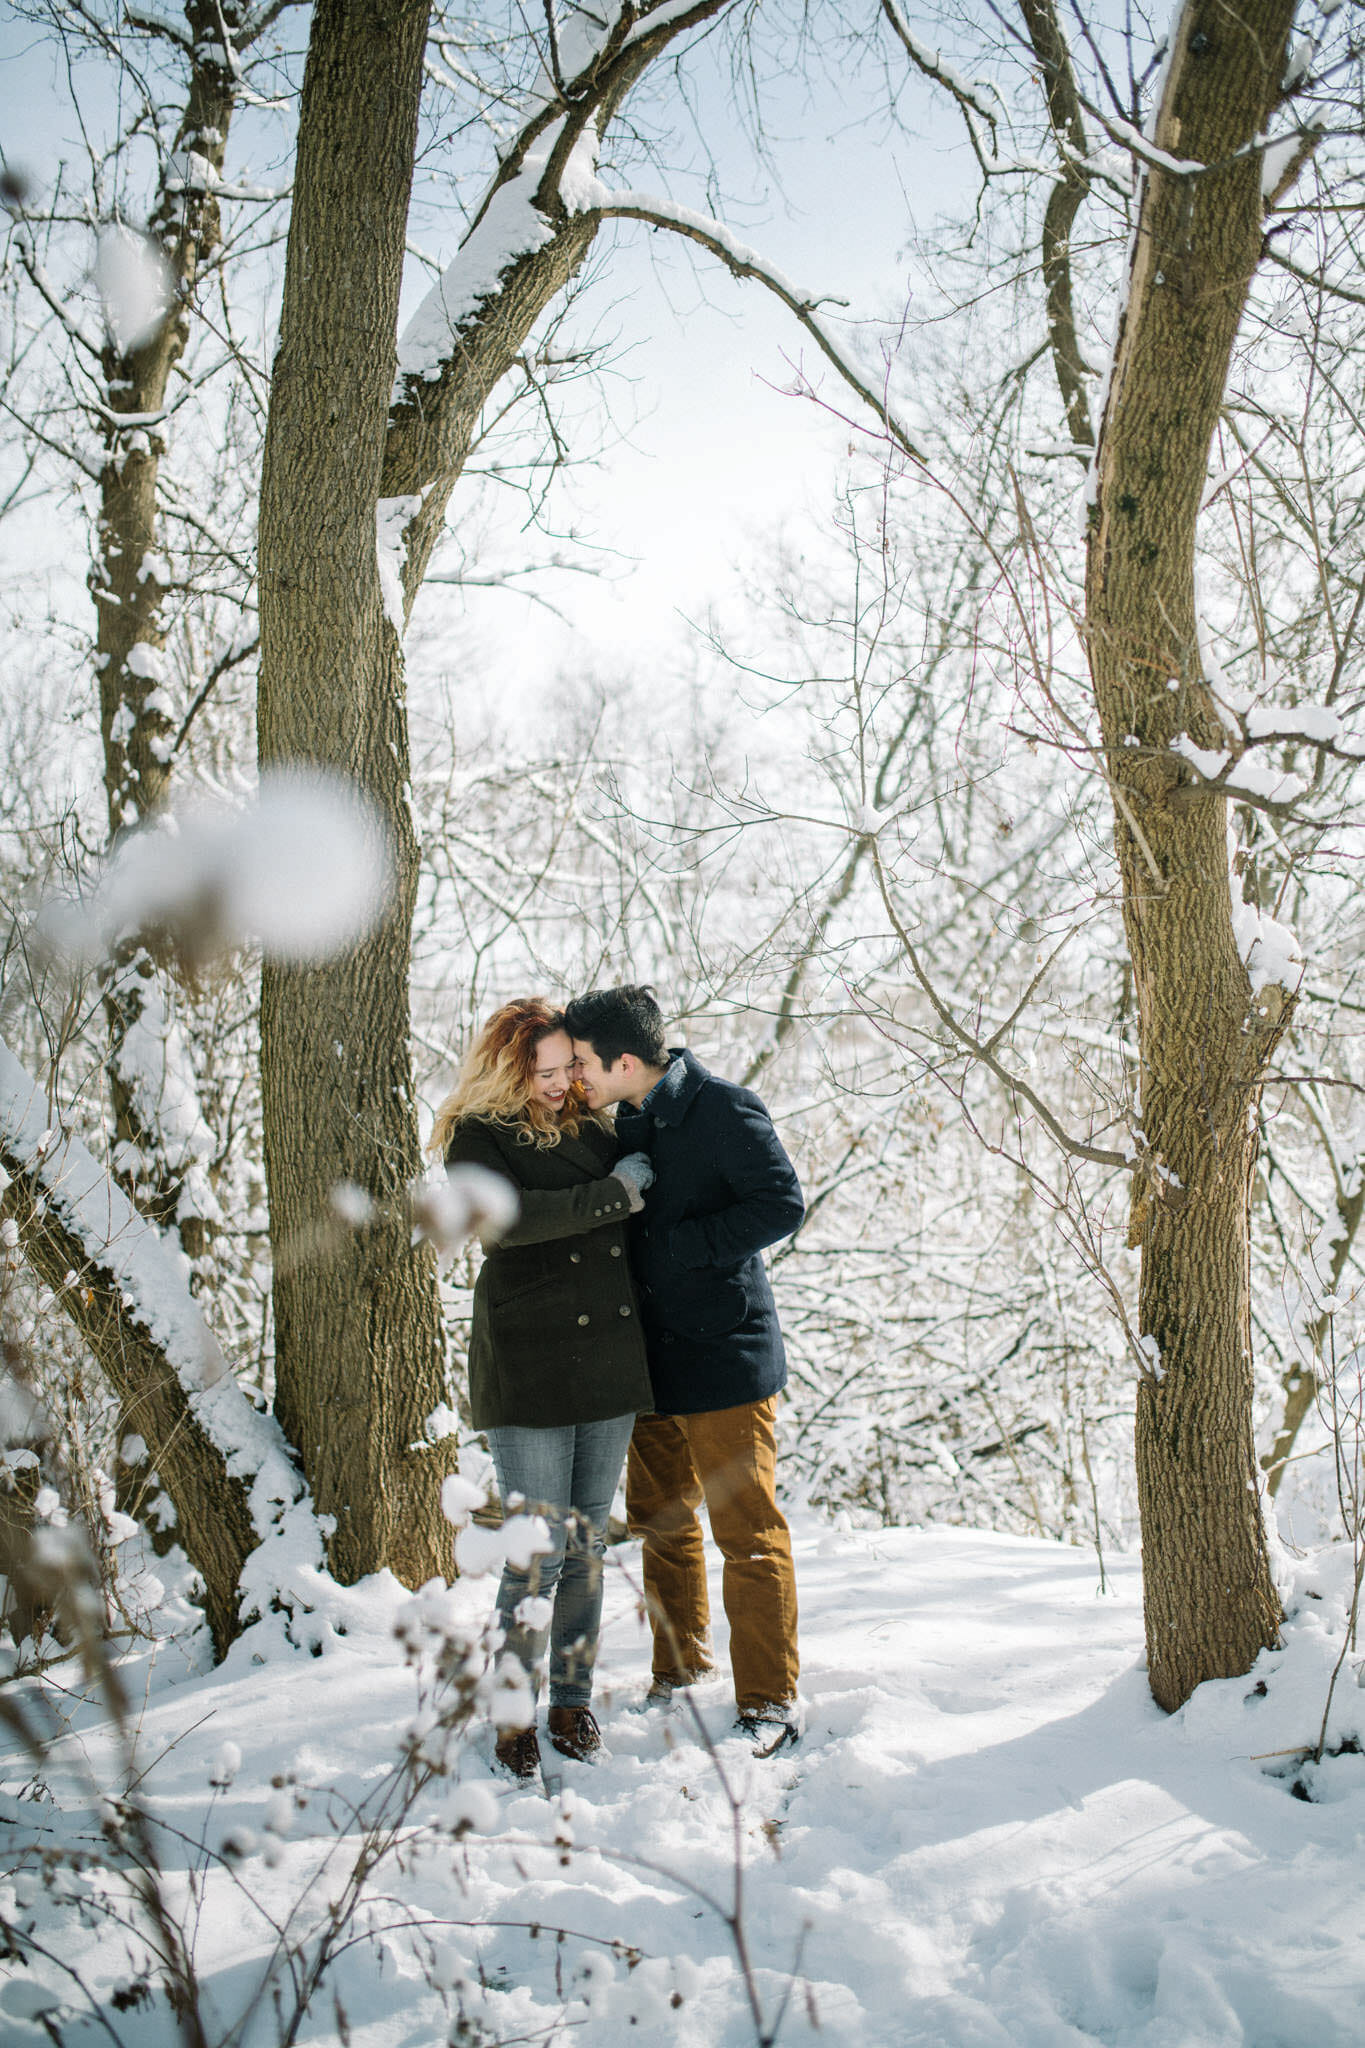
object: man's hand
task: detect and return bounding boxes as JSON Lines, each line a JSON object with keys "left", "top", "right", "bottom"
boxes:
{"left": 613, "top": 1151, "right": 655, "bottom": 1213}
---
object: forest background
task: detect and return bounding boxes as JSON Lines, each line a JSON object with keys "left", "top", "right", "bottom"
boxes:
{"left": 2, "top": 0, "right": 1365, "bottom": 2036}
{"left": 0, "top": 0, "right": 1362, "bottom": 1863}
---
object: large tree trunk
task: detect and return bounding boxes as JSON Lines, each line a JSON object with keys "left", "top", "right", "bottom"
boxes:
{"left": 256, "top": 0, "right": 452, "bottom": 1588}
{"left": 1085, "top": 0, "right": 1299, "bottom": 1709}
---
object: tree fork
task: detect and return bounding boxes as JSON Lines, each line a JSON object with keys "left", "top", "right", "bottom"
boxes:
{"left": 1085, "top": 0, "right": 1301, "bottom": 1708}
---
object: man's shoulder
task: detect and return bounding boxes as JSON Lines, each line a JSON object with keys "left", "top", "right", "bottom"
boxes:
{"left": 678, "top": 1058, "right": 774, "bottom": 1130}
{"left": 697, "top": 1071, "right": 771, "bottom": 1120}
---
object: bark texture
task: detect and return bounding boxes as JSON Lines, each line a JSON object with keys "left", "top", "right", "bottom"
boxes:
{"left": 91, "top": 1, "right": 245, "bottom": 1545}
{"left": 256, "top": 0, "right": 451, "bottom": 1588}
{"left": 1085, "top": 0, "right": 1299, "bottom": 1709}
{"left": 95, "top": 0, "right": 240, "bottom": 841}
{"left": 96, "top": 1, "right": 245, "bottom": 1253}
{"left": 0, "top": 1153, "right": 255, "bottom": 1655}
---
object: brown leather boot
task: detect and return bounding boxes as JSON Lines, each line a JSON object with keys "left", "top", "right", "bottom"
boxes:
{"left": 493, "top": 1725, "right": 541, "bottom": 1780}
{"left": 546, "top": 1705, "right": 603, "bottom": 1761}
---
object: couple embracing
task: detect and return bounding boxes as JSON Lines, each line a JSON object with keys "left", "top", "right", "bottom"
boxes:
{"left": 432, "top": 986, "right": 804, "bottom": 1782}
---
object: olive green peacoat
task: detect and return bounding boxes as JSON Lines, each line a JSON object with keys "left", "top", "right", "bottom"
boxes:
{"left": 444, "top": 1114, "right": 654, "bottom": 1431}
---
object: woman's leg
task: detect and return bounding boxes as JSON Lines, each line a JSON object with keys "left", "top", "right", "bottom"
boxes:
{"left": 548, "top": 1412, "right": 637, "bottom": 1708}
{"left": 485, "top": 1424, "right": 575, "bottom": 1706}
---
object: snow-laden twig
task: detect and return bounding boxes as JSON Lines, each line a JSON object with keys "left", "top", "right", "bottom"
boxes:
{"left": 881, "top": 0, "right": 1002, "bottom": 139}
{"left": 576, "top": 186, "right": 930, "bottom": 467}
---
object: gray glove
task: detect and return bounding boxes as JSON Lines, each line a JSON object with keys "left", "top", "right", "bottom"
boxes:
{"left": 612, "top": 1151, "right": 655, "bottom": 1213}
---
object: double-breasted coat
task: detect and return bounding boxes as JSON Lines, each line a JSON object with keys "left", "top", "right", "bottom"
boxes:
{"left": 443, "top": 1114, "right": 654, "bottom": 1431}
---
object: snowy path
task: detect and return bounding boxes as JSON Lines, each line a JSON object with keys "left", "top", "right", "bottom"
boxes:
{"left": 3, "top": 1521, "right": 1363, "bottom": 2046}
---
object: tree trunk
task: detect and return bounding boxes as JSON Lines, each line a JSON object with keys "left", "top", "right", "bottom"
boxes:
{"left": 256, "top": 0, "right": 452, "bottom": 1588}
{"left": 1084, "top": 0, "right": 1299, "bottom": 1710}
{"left": 95, "top": 0, "right": 240, "bottom": 845}
{"left": 0, "top": 1151, "right": 255, "bottom": 1656}
{"left": 92, "top": 2, "right": 245, "bottom": 1533}
{"left": 1263, "top": 1148, "right": 1365, "bottom": 1493}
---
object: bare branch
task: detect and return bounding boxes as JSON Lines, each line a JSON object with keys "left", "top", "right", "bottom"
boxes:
{"left": 870, "top": 843, "right": 1129, "bottom": 1168}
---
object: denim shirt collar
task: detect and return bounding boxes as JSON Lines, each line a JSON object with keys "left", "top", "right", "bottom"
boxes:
{"left": 630, "top": 1046, "right": 707, "bottom": 1127}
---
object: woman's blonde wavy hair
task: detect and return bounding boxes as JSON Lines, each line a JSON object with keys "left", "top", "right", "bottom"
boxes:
{"left": 429, "top": 997, "right": 596, "bottom": 1156}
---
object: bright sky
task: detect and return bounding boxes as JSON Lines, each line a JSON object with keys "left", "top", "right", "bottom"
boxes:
{"left": 428, "top": 48, "right": 970, "bottom": 698}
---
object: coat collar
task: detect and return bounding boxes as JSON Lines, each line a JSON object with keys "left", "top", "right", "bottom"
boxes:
{"left": 554, "top": 1121, "right": 615, "bottom": 1177}
{"left": 636, "top": 1046, "right": 708, "bottom": 1127}
{"left": 475, "top": 1114, "right": 612, "bottom": 1178}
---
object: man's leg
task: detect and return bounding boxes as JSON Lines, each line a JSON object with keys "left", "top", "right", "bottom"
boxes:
{"left": 684, "top": 1398, "right": 799, "bottom": 1713}
{"left": 626, "top": 1412, "right": 715, "bottom": 1687}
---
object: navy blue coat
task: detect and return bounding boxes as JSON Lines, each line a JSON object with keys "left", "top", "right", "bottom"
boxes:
{"left": 615, "top": 1048, "right": 804, "bottom": 1416}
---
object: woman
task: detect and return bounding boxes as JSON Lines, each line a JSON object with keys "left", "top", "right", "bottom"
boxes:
{"left": 432, "top": 997, "right": 655, "bottom": 1781}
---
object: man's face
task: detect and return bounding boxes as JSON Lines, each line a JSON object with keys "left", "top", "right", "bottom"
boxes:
{"left": 572, "top": 1041, "right": 633, "bottom": 1108}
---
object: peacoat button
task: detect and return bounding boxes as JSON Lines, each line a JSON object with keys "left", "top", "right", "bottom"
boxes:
{"left": 618, "top": 1305, "right": 631, "bottom": 1317}
{"left": 570, "top": 1251, "right": 582, "bottom": 1263}
{"left": 609, "top": 1245, "right": 621, "bottom": 1257}
{"left": 577, "top": 1313, "right": 590, "bottom": 1326}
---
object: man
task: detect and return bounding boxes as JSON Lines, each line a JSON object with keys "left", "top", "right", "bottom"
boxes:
{"left": 564, "top": 985, "right": 804, "bottom": 1750}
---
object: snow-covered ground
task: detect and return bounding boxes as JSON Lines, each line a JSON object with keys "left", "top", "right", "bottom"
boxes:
{"left": 3, "top": 1518, "right": 1363, "bottom": 2046}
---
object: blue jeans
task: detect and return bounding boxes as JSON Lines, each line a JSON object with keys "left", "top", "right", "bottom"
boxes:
{"left": 486, "top": 1413, "right": 636, "bottom": 1709}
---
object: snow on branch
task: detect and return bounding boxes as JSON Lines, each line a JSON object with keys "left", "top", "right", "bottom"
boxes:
{"left": 123, "top": 4, "right": 193, "bottom": 47}
{"left": 394, "top": 0, "right": 735, "bottom": 392}
{"left": 881, "top": 0, "right": 1002, "bottom": 143}
{"left": 1232, "top": 898, "right": 1304, "bottom": 997}
{"left": 395, "top": 130, "right": 566, "bottom": 384}
{"left": 578, "top": 187, "right": 932, "bottom": 467}
{"left": 0, "top": 1037, "right": 321, "bottom": 1597}
{"left": 1084, "top": 106, "right": 1204, "bottom": 179}
{"left": 0, "top": 1041, "right": 223, "bottom": 1389}
{"left": 1167, "top": 689, "right": 1364, "bottom": 818}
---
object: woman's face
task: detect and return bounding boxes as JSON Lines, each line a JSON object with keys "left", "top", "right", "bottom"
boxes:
{"left": 529, "top": 1029, "right": 575, "bottom": 1113}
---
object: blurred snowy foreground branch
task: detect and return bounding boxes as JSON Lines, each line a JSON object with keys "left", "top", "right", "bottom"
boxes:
{"left": 45, "top": 768, "right": 395, "bottom": 971}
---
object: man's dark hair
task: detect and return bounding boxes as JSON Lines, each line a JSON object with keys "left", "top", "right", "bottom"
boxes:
{"left": 564, "top": 985, "right": 667, "bottom": 1069}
